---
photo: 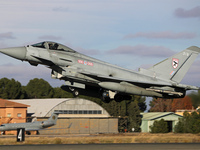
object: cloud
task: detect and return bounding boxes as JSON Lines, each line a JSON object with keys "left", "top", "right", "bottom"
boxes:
{"left": 0, "top": 32, "right": 16, "bottom": 40}
{"left": 107, "top": 45, "right": 175, "bottom": 57}
{"left": 38, "top": 35, "right": 63, "bottom": 40}
{"left": 75, "top": 47, "right": 100, "bottom": 56}
{"left": 124, "top": 31, "right": 197, "bottom": 39}
{"left": 0, "top": 42, "right": 7, "bottom": 48}
{"left": 52, "top": 7, "right": 69, "bottom": 12}
{"left": 174, "top": 6, "right": 200, "bottom": 18}
{"left": 182, "top": 60, "right": 200, "bottom": 86}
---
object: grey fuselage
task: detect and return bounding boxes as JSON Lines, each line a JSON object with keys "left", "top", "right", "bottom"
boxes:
{"left": 0, "top": 121, "right": 53, "bottom": 131}
{"left": 0, "top": 113, "right": 58, "bottom": 131}
{"left": 0, "top": 41, "right": 199, "bottom": 101}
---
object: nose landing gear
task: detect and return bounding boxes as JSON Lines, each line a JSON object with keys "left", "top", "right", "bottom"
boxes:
{"left": 69, "top": 87, "right": 80, "bottom": 97}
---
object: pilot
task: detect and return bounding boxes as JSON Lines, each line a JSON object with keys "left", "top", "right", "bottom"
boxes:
{"left": 49, "top": 43, "right": 54, "bottom": 50}
{"left": 53, "top": 43, "right": 59, "bottom": 50}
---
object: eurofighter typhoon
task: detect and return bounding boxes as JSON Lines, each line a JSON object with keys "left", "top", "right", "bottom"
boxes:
{"left": 0, "top": 41, "right": 199, "bottom": 102}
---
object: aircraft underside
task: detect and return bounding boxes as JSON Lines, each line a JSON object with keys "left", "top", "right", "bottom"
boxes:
{"left": 59, "top": 73, "right": 186, "bottom": 103}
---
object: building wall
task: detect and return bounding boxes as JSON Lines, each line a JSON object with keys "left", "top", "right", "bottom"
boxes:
{"left": 0, "top": 108, "right": 6, "bottom": 124}
{"left": 140, "top": 120, "right": 148, "bottom": 132}
{"left": 38, "top": 118, "right": 118, "bottom": 135}
{"left": 0, "top": 107, "right": 27, "bottom": 135}
{"left": 141, "top": 114, "right": 182, "bottom": 133}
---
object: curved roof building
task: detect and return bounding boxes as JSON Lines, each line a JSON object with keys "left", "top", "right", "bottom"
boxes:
{"left": 10, "top": 98, "right": 110, "bottom": 118}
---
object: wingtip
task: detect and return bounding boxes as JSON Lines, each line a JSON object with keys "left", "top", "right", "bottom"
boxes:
{"left": 187, "top": 46, "right": 200, "bottom": 53}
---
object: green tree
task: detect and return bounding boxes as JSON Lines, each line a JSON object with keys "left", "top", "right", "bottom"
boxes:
{"left": 25, "top": 78, "right": 54, "bottom": 98}
{"left": 52, "top": 87, "right": 73, "bottom": 98}
{"left": 174, "top": 111, "right": 200, "bottom": 134}
{"left": 102, "top": 98, "right": 143, "bottom": 132}
{"left": 134, "top": 95, "right": 146, "bottom": 112}
{"left": 150, "top": 119, "right": 168, "bottom": 133}
{"left": 127, "top": 100, "right": 141, "bottom": 132}
{"left": 0, "top": 78, "right": 24, "bottom": 99}
{"left": 188, "top": 90, "right": 200, "bottom": 109}
{"left": 102, "top": 100, "right": 123, "bottom": 117}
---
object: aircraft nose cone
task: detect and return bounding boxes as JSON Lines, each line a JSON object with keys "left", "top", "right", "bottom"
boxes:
{"left": 0, "top": 47, "right": 26, "bottom": 60}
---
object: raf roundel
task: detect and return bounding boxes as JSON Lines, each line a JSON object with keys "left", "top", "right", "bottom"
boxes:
{"left": 172, "top": 58, "right": 179, "bottom": 69}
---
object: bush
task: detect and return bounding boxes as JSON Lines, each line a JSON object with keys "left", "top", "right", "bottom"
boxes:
{"left": 150, "top": 119, "right": 168, "bottom": 133}
{"left": 174, "top": 111, "right": 200, "bottom": 134}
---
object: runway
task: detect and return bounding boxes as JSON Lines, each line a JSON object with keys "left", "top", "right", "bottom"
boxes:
{"left": 0, "top": 143, "right": 200, "bottom": 150}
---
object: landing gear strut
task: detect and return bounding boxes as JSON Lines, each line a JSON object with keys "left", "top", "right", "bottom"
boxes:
{"left": 69, "top": 87, "right": 80, "bottom": 97}
{"left": 101, "top": 91, "right": 111, "bottom": 103}
{"left": 73, "top": 89, "right": 79, "bottom": 97}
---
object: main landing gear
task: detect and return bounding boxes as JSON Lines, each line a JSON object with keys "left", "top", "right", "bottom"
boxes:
{"left": 69, "top": 87, "right": 80, "bottom": 97}
{"left": 101, "top": 90, "right": 132, "bottom": 103}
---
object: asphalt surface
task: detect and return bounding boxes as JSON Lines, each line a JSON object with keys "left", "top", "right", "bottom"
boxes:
{"left": 0, "top": 143, "right": 200, "bottom": 150}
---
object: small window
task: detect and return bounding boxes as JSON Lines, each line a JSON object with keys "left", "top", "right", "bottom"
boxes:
{"left": 7, "top": 113, "right": 11, "bottom": 118}
{"left": 17, "top": 113, "right": 22, "bottom": 118}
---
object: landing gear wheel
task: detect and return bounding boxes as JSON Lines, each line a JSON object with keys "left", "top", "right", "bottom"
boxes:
{"left": 73, "top": 89, "right": 79, "bottom": 97}
{"left": 26, "top": 131, "right": 31, "bottom": 135}
{"left": 114, "top": 94, "right": 124, "bottom": 102}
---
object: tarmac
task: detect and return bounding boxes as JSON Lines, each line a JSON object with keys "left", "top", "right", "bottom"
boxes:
{"left": 0, "top": 143, "right": 200, "bottom": 150}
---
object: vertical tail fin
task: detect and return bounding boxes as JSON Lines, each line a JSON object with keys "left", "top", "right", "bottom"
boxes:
{"left": 148, "top": 46, "right": 200, "bottom": 83}
{"left": 47, "top": 112, "right": 59, "bottom": 125}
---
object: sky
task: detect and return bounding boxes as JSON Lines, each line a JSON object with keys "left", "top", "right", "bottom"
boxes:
{"left": 0, "top": 0, "right": 200, "bottom": 93}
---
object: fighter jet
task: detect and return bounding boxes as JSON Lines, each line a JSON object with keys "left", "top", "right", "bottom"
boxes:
{"left": 0, "top": 112, "right": 58, "bottom": 134}
{"left": 0, "top": 41, "right": 199, "bottom": 102}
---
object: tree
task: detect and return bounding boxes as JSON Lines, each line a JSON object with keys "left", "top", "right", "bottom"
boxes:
{"left": 188, "top": 90, "right": 200, "bottom": 109}
{"left": 25, "top": 78, "right": 54, "bottom": 98}
{"left": 174, "top": 111, "right": 200, "bottom": 133}
{"left": 150, "top": 119, "right": 168, "bottom": 133}
{"left": 127, "top": 100, "right": 141, "bottom": 132}
{"left": 52, "top": 87, "right": 73, "bottom": 98}
{"left": 134, "top": 95, "right": 146, "bottom": 112}
{"left": 102, "top": 97, "right": 143, "bottom": 132}
{"left": 171, "top": 96, "right": 193, "bottom": 112}
{"left": 149, "top": 98, "right": 172, "bottom": 112}
{"left": 0, "top": 78, "right": 24, "bottom": 99}
{"left": 150, "top": 96, "right": 193, "bottom": 112}
{"left": 102, "top": 100, "right": 125, "bottom": 117}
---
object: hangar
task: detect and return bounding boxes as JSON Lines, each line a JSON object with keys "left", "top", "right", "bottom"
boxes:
{"left": 10, "top": 98, "right": 118, "bottom": 134}
{"left": 140, "top": 112, "right": 183, "bottom": 133}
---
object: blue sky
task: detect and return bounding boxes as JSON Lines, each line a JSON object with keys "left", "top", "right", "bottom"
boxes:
{"left": 0, "top": 0, "right": 200, "bottom": 90}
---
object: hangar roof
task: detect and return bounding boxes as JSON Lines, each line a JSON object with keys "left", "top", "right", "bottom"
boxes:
{"left": 9, "top": 98, "right": 110, "bottom": 118}
{"left": 141, "top": 112, "right": 182, "bottom": 121}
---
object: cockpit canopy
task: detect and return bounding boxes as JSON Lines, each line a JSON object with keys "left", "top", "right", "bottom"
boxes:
{"left": 31, "top": 41, "right": 76, "bottom": 53}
